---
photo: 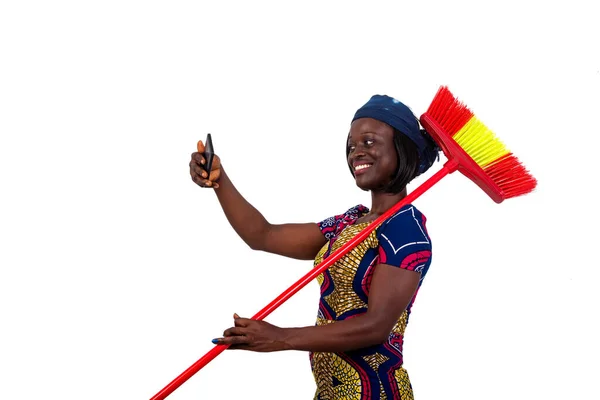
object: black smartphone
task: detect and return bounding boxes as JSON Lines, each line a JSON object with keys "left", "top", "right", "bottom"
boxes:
{"left": 204, "top": 133, "right": 214, "bottom": 174}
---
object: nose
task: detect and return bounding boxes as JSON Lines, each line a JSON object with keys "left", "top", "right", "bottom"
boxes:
{"left": 355, "top": 141, "right": 370, "bottom": 155}
{"left": 349, "top": 150, "right": 366, "bottom": 166}
{"left": 354, "top": 150, "right": 366, "bottom": 159}
{"left": 354, "top": 141, "right": 369, "bottom": 152}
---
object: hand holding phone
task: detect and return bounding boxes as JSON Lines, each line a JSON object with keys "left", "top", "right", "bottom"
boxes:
{"left": 190, "top": 134, "right": 221, "bottom": 188}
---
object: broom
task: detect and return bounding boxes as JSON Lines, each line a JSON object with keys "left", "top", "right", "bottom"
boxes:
{"left": 150, "top": 86, "right": 537, "bottom": 400}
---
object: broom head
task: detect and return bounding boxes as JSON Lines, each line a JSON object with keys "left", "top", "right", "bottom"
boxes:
{"left": 420, "top": 86, "right": 537, "bottom": 203}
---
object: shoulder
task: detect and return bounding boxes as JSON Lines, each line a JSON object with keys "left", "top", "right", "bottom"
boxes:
{"left": 377, "top": 204, "right": 431, "bottom": 251}
{"left": 377, "top": 204, "right": 432, "bottom": 274}
{"left": 379, "top": 204, "right": 428, "bottom": 234}
{"left": 318, "top": 204, "right": 369, "bottom": 240}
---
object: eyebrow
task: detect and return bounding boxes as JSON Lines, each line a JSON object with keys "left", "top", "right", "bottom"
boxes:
{"left": 347, "top": 131, "right": 377, "bottom": 143}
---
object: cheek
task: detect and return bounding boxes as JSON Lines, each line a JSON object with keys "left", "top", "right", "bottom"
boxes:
{"left": 346, "top": 157, "right": 355, "bottom": 175}
{"left": 381, "top": 152, "right": 398, "bottom": 175}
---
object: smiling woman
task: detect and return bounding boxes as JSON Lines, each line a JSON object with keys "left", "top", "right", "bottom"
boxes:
{"left": 347, "top": 118, "right": 423, "bottom": 196}
{"left": 189, "top": 95, "right": 440, "bottom": 399}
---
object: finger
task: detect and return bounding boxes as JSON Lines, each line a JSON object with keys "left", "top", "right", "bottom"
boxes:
{"left": 227, "top": 344, "right": 250, "bottom": 350}
{"left": 197, "top": 140, "right": 205, "bottom": 153}
{"left": 212, "top": 155, "right": 221, "bottom": 169}
{"left": 191, "top": 174, "right": 203, "bottom": 186}
{"left": 191, "top": 152, "right": 205, "bottom": 166}
{"left": 190, "top": 163, "right": 208, "bottom": 179}
{"left": 215, "top": 335, "right": 249, "bottom": 346}
{"left": 223, "top": 327, "right": 246, "bottom": 337}
{"left": 192, "top": 174, "right": 213, "bottom": 188}
{"left": 208, "top": 168, "right": 220, "bottom": 182}
{"left": 233, "top": 313, "right": 240, "bottom": 319}
{"left": 234, "top": 318, "right": 251, "bottom": 327}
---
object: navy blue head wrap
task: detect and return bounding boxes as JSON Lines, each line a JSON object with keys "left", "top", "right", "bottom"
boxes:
{"left": 352, "top": 95, "right": 439, "bottom": 175}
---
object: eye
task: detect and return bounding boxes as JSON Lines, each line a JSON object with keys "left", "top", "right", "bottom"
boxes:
{"left": 364, "top": 139, "right": 374, "bottom": 146}
{"left": 348, "top": 144, "right": 356, "bottom": 153}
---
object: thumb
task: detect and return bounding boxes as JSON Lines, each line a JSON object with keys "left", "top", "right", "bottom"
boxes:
{"left": 197, "top": 140, "right": 205, "bottom": 153}
{"left": 233, "top": 314, "right": 248, "bottom": 327}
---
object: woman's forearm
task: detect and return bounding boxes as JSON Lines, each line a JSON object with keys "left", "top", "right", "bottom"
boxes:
{"left": 210, "top": 167, "right": 327, "bottom": 260}
{"left": 213, "top": 167, "right": 271, "bottom": 250}
{"left": 282, "top": 314, "right": 388, "bottom": 353}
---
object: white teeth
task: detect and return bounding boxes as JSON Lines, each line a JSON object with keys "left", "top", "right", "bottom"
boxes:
{"left": 354, "top": 164, "right": 371, "bottom": 171}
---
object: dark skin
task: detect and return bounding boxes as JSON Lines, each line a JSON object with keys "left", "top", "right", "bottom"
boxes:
{"left": 189, "top": 117, "right": 421, "bottom": 352}
{"left": 190, "top": 142, "right": 326, "bottom": 260}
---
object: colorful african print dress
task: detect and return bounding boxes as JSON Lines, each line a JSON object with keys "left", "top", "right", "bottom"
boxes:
{"left": 310, "top": 204, "right": 432, "bottom": 400}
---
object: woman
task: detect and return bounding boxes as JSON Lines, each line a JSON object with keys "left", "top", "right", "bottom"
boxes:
{"left": 189, "top": 94, "right": 439, "bottom": 399}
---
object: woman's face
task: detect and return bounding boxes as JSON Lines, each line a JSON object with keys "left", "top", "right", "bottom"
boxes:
{"left": 347, "top": 118, "right": 398, "bottom": 191}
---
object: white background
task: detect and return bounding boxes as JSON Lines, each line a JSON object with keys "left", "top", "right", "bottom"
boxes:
{"left": 1, "top": 1, "right": 598, "bottom": 399}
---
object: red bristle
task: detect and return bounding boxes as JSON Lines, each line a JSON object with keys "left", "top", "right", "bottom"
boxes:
{"left": 483, "top": 154, "right": 537, "bottom": 199}
{"left": 426, "top": 86, "right": 474, "bottom": 136}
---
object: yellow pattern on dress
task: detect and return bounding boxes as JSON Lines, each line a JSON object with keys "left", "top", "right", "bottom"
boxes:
{"left": 311, "top": 222, "right": 415, "bottom": 399}
{"left": 314, "top": 223, "right": 378, "bottom": 317}
{"left": 362, "top": 353, "right": 390, "bottom": 399}
{"left": 395, "top": 367, "right": 415, "bottom": 400}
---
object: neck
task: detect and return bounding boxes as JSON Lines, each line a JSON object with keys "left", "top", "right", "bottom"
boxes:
{"left": 368, "top": 187, "right": 407, "bottom": 216}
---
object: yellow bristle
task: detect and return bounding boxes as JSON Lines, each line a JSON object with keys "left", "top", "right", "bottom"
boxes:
{"left": 452, "top": 116, "right": 510, "bottom": 167}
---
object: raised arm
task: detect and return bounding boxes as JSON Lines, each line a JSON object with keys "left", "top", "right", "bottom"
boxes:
{"left": 190, "top": 141, "right": 326, "bottom": 260}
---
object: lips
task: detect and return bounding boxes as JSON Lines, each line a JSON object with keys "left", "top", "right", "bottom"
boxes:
{"left": 353, "top": 163, "right": 373, "bottom": 175}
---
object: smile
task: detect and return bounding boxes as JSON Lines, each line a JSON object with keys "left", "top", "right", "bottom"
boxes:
{"left": 354, "top": 164, "right": 372, "bottom": 171}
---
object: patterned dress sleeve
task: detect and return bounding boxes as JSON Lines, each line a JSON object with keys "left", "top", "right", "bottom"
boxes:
{"left": 376, "top": 205, "right": 433, "bottom": 277}
{"left": 317, "top": 204, "right": 369, "bottom": 240}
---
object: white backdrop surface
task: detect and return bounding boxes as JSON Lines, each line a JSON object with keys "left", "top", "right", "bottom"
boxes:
{"left": 1, "top": 1, "right": 598, "bottom": 399}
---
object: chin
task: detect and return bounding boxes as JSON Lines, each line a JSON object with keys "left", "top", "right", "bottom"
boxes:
{"left": 356, "top": 183, "right": 370, "bottom": 192}
{"left": 355, "top": 177, "right": 382, "bottom": 192}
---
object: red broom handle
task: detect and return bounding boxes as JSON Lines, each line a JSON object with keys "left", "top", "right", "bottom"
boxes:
{"left": 150, "top": 159, "right": 458, "bottom": 400}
